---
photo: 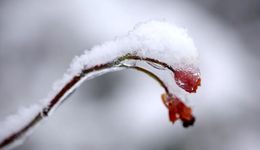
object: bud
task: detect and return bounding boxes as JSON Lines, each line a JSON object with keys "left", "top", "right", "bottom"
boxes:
{"left": 161, "top": 93, "right": 195, "bottom": 127}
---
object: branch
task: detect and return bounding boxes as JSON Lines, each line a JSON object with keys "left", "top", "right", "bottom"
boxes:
{"left": 0, "top": 20, "right": 201, "bottom": 149}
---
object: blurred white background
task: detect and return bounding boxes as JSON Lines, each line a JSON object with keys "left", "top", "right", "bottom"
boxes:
{"left": 0, "top": 0, "right": 259, "bottom": 150}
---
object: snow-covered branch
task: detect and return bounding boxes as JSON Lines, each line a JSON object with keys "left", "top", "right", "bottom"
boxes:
{"left": 0, "top": 21, "right": 201, "bottom": 149}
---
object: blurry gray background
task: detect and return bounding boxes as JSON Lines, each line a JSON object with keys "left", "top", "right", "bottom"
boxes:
{"left": 0, "top": 0, "right": 259, "bottom": 150}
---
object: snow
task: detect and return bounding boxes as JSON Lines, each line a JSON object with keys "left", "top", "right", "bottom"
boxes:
{"left": 0, "top": 20, "right": 198, "bottom": 149}
{"left": 69, "top": 20, "right": 198, "bottom": 76}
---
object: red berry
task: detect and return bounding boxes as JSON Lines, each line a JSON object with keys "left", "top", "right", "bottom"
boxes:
{"left": 174, "top": 69, "right": 201, "bottom": 93}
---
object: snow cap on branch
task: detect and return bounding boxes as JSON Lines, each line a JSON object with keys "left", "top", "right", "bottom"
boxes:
{"left": 69, "top": 20, "right": 199, "bottom": 75}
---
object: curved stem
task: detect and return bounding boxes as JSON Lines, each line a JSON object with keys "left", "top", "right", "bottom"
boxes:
{"left": 0, "top": 55, "right": 173, "bottom": 149}
{"left": 120, "top": 65, "right": 170, "bottom": 95}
